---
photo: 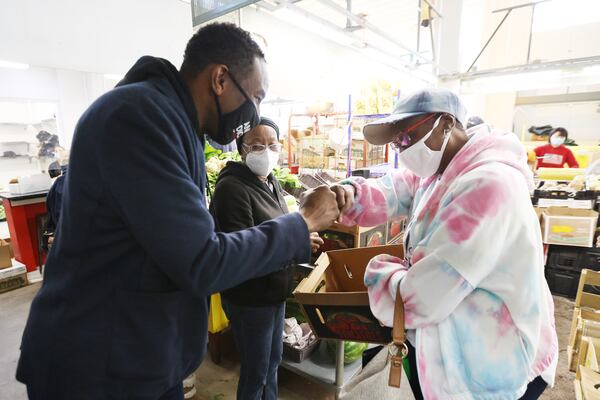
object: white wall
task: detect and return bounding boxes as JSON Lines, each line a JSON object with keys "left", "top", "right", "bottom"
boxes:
{"left": 0, "top": 0, "right": 193, "bottom": 150}
{"left": 0, "top": 0, "right": 192, "bottom": 74}
{"left": 513, "top": 101, "right": 600, "bottom": 145}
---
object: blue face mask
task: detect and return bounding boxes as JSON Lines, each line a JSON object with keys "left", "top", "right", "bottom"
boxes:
{"left": 550, "top": 136, "right": 565, "bottom": 148}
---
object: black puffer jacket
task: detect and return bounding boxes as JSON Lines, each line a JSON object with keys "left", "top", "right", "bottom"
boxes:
{"left": 211, "top": 161, "right": 294, "bottom": 306}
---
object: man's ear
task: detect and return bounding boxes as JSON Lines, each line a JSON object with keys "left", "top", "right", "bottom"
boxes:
{"left": 211, "top": 65, "right": 229, "bottom": 96}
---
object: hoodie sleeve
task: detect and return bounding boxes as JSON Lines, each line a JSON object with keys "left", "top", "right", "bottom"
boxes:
{"left": 212, "top": 177, "right": 255, "bottom": 233}
{"left": 564, "top": 147, "right": 579, "bottom": 168}
{"left": 97, "top": 100, "right": 310, "bottom": 296}
{"left": 365, "top": 167, "right": 514, "bottom": 328}
{"left": 339, "top": 169, "right": 420, "bottom": 226}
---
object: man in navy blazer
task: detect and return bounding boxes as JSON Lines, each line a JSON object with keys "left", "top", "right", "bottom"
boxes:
{"left": 16, "top": 23, "right": 340, "bottom": 399}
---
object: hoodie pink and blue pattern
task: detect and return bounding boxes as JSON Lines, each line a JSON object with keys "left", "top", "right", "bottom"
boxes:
{"left": 340, "top": 125, "right": 558, "bottom": 400}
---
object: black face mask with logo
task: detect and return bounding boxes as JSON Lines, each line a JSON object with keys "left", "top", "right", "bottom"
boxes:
{"left": 209, "top": 72, "right": 260, "bottom": 145}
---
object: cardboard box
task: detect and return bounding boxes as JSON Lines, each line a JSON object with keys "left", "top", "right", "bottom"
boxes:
{"left": 0, "top": 261, "right": 28, "bottom": 294}
{"left": 0, "top": 239, "right": 12, "bottom": 269}
{"left": 542, "top": 207, "right": 599, "bottom": 248}
{"left": 317, "top": 223, "right": 389, "bottom": 258}
{"left": 294, "top": 245, "right": 403, "bottom": 344}
{"left": 386, "top": 216, "right": 406, "bottom": 244}
{"left": 359, "top": 224, "right": 387, "bottom": 248}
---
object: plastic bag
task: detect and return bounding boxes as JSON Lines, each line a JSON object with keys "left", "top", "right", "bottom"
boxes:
{"left": 208, "top": 293, "right": 229, "bottom": 334}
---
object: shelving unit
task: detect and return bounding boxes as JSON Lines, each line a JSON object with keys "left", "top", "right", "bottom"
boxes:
{"left": 280, "top": 340, "right": 362, "bottom": 399}
{"left": 286, "top": 111, "right": 391, "bottom": 179}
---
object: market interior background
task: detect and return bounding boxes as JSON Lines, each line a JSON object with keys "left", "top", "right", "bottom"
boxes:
{"left": 1, "top": 0, "right": 600, "bottom": 399}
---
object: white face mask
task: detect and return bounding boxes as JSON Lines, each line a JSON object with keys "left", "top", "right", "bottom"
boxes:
{"left": 245, "top": 149, "right": 280, "bottom": 177}
{"left": 550, "top": 136, "right": 565, "bottom": 148}
{"left": 398, "top": 115, "right": 453, "bottom": 178}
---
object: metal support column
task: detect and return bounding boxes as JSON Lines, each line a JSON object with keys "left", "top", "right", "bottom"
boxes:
{"left": 335, "top": 340, "right": 345, "bottom": 399}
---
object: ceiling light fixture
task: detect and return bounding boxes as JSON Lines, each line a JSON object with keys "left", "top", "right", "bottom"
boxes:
{"left": 0, "top": 60, "right": 30, "bottom": 70}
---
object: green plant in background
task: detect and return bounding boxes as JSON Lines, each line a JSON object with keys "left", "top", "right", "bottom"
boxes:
{"left": 204, "top": 142, "right": 301, "bottom": 195}
{"left": 204, "top": 142, "right": 241, "bottom": 195}
{"left": 272, "top": 167, "right": 301, "bottom": 190}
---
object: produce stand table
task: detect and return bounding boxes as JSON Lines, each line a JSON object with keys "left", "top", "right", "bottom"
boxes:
{"left": 280, "top": 340, "right": 363, "bottom": 399}
{"left": 0, "top": 191, "right": 48, "bottom": 272}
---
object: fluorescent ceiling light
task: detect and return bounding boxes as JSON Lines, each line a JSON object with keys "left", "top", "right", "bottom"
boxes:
{"left": 461, "top": 69, "right": 575, "bottom": 93}
{"left": 0, "top": 60, "right": 30, "bottom": 70}
{"left": 104, "top": 74, "right": 124, "bottom": 81}
{"left": 272, "top": 7, "right": 355, "bottom": 47}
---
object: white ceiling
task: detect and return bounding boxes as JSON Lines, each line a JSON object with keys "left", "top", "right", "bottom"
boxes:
{"left": 270, "top": 0, "right": 435, "bottom": 61}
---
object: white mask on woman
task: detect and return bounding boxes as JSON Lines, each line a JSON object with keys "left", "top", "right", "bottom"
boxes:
{"left": 398, "top": 115, "right": 453, "bottom": 178}
{"left": 550, "top": 136, "right": 565, "bottom": 148}
{"left": 245, "top": 150, "right": 280, "bottom": 177}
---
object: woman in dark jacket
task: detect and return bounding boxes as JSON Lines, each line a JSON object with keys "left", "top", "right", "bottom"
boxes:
{"left": 212, "top": 117, "right": 322, "bottom": 400}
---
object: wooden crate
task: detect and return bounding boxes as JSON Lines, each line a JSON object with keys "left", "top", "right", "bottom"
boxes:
{"left": 569, "top": 310, "right": 600, "bottom": 372}
{"left": 568, "top": 269, "right": 600, "bottom": 371}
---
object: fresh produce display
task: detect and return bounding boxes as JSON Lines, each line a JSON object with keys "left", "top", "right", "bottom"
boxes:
{"left": 204, "top": 143, "right": 301, "bottom": 196}
{"left": 320, "top": 231, "right": 355, "bottom": 252}
{"left": 204, "top": 142, "right": 241, "bottom": 195}
{"left": 273, "top": 167, "right": 301, "bottom": 190}
{"left": 285, "top": 300, "right": 307, "bottom": 324}
{"left": 325, "top": 340, "right": 368, "bottom": 365}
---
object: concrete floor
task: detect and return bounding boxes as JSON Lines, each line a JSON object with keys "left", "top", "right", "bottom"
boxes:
{"left": 0, "top": 283, "right": 575, "bottom": 400}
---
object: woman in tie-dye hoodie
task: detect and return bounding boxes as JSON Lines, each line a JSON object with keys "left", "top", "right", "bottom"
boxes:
{"left": 331, "top": 89, "right": 558, "bottom": 400}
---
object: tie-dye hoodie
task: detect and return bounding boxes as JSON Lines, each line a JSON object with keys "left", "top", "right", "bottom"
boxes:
{"left": 340, "top": 125, "right": 558, "bottom": 400}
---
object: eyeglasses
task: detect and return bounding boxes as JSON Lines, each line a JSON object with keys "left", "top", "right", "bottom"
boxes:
{"left": 389, "top": 113, "right": 438, "bottom": 151}
{"left": 242, "top": 143, "right": 282, "bottom": 153}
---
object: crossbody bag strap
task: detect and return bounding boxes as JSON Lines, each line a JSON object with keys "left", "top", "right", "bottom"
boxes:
{"left": 388, "top": 286, "right": 408, "bottom": 388}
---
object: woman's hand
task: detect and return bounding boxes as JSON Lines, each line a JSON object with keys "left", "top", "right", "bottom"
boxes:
{"left": 310, "top": 232, "right": 324, "bottom": 253}
{"left": 329, "top": 184, "right": 355, "bottom": 215}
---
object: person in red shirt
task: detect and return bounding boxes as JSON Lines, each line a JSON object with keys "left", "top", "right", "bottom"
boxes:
{"left": 534, "top": 127, "right": 579, "bottom": 170}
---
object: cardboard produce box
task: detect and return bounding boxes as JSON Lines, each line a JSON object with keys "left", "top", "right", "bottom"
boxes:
{"left": 294, "top": 245, "right": 403, "bottom": 344}
{"left": 0, "top": 239, "right": 13, "bottom": 269}
{"left": 314, "top": 223, "right": 388, "bottom": 263}
{"left": 0, "top": 261, "right": 28, "bottom": 294}
{"left": 386, "top": 216, "right": 406, "bottom": 244}
{"left": 542, "top": 207, "right": 599, "bottom": 248}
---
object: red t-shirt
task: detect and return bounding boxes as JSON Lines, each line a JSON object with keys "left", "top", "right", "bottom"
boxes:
{"left": 534, "top": 144, "right": 579, "bottom": 169}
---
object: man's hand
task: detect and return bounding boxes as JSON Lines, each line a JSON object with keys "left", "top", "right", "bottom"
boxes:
{"left": 299, "top": 186, "right": 340, "bottom": 232}
{"left": 330, "top": 184, "right": 355, "bottom": 215}
{"left": 310, "top": 232, "right": 324, "bottom": 253}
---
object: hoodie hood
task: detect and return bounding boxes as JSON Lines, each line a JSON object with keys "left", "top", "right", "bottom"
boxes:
{"left": 117, "top": 56, "right": 200, "bottom": 134}
{"left": 438, "top": 123, "right": 534, "bottom": 192}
